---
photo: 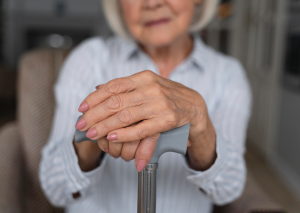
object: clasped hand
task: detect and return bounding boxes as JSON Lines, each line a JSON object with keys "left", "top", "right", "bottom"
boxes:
{"left": 75, "top": 70, "right": 215, "bottom": 172}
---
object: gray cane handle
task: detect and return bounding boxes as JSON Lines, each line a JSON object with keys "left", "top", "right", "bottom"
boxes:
{"left": 149, "top": 123, "right": 190, "bottom": 163}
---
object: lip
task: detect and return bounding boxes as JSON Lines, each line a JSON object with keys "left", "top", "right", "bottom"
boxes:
{"left": 144, "top": 18, "right": 170, "bottom": 27}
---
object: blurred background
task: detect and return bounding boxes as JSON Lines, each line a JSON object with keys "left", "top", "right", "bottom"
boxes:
{"left": 0, "top": 0, "right": 299, "bottom": 213}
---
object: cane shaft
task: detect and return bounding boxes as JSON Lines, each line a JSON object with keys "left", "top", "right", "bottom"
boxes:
{"left": 137, "top": 164, "right": 158, "bottom": 213}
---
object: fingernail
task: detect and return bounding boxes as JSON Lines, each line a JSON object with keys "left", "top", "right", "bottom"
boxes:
{"left": 114, "top": 156, "right": 119, "bottom": 159}
{"left": 95, "top": 84, "right": 104, "bottom": 90}
{"left": 75, "top": 118, "right": 86, "bottom": 129}
{"left": 105, "top": 148, "right": 109, "bottom": 153}
{"left": 136, "top": 160, "right": 148, "bottom": 172}
{"left": 107, "top": 133, "right": 118, "bottom": 141}
{"left": 78, "top": 102, "right": 89, "bottom": 112}
{"left": 86, "top": 128, "right": 97, "bottom": 138}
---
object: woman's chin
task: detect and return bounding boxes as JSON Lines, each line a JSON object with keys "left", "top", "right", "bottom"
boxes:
{"left": 137, "top": 32, "right": 182, "bottom": 48}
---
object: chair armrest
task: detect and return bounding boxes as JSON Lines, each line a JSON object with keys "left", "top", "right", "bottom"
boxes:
{"left": 213, "top": 171, "right": 286, "bottom": 213}
{"left": 0, "top": 122, "right": 23, "bottom": 213}
{"left": 17, "top": 49, "right": 69, "bottom": 213}
{"left": 16, "top": 49, "right": 68, "bottom": 213}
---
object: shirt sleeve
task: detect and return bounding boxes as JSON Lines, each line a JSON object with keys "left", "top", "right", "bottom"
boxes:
{"left": 181, "top": 58, "right": 252, "bottom": 205}
{"left": 38, "top": 37, "right": 109, "bottom": 207}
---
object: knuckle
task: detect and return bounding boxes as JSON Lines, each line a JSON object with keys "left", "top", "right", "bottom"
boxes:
{"left": 197, "top": 114, "right": 208, "bottom": 131}
{"left": 106, "top": 95, "right": 122, "bottom": 110}
{"left": 102, "top": 121, "right": 110, "bottom": 131}
{"left": 97, "top": 140, "right": 108, "bottom": 150}
{"left": 107, "top": 79, "right": 122, "bottom": 94}
{"left": 171, "top": 111, "right": 178, "bottom": 122}
{"left": 143, "top": 70, "right": 156, "bottom": 81}
{"left": 143, "top": 70, "right": 154, "bottom": 76}
{"left": 118, "top": 109, "right": 133, "bottom": 124}
{"left": 85, "top": 109, "right": 98, "bottom": 122}
{"left": 151, "top": 83, "right": 163, "bottom": 96}
{"left": 137, "top": 126, "right": 150, "bottom": 139}
{"left": 109, "top": 142, "right": 121, "bottom": 153}
{"left": 121, "top": 152, "right": 134, "bottom": 161}
{"left": 165, "top": 110, "right": 178, "bottom": 124}
{"left": 159, "top": 99, "right": 175, "bottom": 112}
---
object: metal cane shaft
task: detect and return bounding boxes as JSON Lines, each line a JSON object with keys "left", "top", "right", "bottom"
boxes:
{"left": 137, "top": 164, "right": 158, "bottom": 213}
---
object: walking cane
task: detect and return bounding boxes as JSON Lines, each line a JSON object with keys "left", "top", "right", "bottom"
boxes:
{"left": 74, "top": 116, "right": 190, "bottom": 213}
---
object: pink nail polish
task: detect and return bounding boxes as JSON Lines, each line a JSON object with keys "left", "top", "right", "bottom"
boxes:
{"left": 78, "top": 102, "right": 89, "bottom": 112}
{"left": 75, "top": 118, "right": 86, "bottom": 129}
{"left": 105, "top": 148, "right": 109, "bottom": 153}
{"left": 95, "top": 84, "right": 104, "bottom": 90}
{"left": 86, "top": 128, "right": 97, "bottom": 138}
{"left": 136, "top": 160, "right": 148, "bottom": 172}
{"left": 107, "top": 133, "right": 118, "bottom": 141}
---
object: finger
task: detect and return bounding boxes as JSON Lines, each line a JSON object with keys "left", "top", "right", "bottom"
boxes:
{"left": 78, "top": 70, "right": 159, "bottom": 113}
{"left": 84, "top": 103, "right": 154, "bottom": 141}
{"left": 108, "top": 141, "right": 123, "bottom": 158}
{"left": 78, "top": 77, "right": 138, "bottom": 112}
{"left": 134, "top": 134, "right": 160, "bottom": 172}
{"left": 97, "top": 137, "right": 109, "bottom": 153}
{"left": 120, "top": 140, "right": 140, "bottom": 162}
{"left": 76, "top": 89, "right": 148, "bottom": 132}
{"left": 106, "top": 118, "right": 171, "bottom": 143}
{"left": 95, "top": 84, "right": 104, "bottom": 90}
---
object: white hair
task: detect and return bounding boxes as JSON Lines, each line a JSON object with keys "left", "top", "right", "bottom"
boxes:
{"left": 102, "top": 0, "right": 219, "bottom": 39}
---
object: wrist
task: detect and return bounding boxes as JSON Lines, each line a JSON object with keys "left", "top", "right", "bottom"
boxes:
{"left": 73, "top": 139, "right": 102, "bottom": 172}
{"left": 187, "top": 118, "right": 217, "bottom": 171}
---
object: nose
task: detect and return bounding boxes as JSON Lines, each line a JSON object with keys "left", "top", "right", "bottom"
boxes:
{"left": 143, "top": 0, "right": 164, "bottom": 10}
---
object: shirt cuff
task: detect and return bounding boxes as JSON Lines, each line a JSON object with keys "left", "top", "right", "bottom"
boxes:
{"left": 60, "top": 136, "right": 107, "bottom": 197}
{"left": 181, "top": 129, "right": 228, "bottom": 186}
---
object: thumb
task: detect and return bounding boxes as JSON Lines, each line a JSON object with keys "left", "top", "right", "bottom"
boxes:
{"left": 135, "top": 133, "right": 160, "bottom": 172}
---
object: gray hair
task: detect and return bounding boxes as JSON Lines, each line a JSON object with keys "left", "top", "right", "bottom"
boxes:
{"left": 102, "top": 0, "right": 219, "bottom": 39}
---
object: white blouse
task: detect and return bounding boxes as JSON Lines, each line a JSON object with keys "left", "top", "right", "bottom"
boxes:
{"left": 39, "top": 34, "right": 252, "bottom": 213}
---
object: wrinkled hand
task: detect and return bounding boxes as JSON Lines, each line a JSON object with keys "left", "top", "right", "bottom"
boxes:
{"left": 75, "top": 70, "right": 215, "bottom": 172}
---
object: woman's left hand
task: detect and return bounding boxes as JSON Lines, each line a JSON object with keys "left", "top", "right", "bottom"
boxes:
{"left": 75, "top": 70, "right": 217, "bottom": 172}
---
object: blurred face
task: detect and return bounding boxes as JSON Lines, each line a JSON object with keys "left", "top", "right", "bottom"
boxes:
{"left": 120, "top": 0, "right": 202, "bottom": 47}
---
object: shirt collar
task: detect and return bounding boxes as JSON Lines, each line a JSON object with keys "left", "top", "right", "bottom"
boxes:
{"left": 189, "top": 33, "right": 208, "bottom": 72}
{"left": 118, "top": 33, "right": 208, "bottom": 72}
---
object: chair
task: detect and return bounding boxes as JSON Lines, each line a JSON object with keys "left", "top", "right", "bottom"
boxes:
{"left": 0, "top": 48, "right": 286, "bottom": 213}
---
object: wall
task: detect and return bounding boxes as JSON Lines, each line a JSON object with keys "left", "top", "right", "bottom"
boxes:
{"left": 4, "top": 0, "right": 102, "bottom": 16}
{"left": 2, "top": 0, "right": 109, "bottom": 67}
{"left": 274, "top": 87, "right": 300, "bottom": 199}
{"left": 277, "top": 88, "right": 300, "bottom": 178}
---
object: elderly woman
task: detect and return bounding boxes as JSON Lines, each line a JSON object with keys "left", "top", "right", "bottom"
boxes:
{"left": 39, "top": 0, "right": 252, "bottom": 212}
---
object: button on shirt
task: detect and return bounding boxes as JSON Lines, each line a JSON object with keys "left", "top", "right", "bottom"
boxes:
{"left": 39, "top": 34, "right": 252, "bottom": 213}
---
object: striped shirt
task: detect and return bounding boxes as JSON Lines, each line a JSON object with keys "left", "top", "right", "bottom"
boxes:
{"left": 39, "top": 34, "right": 252, "bottom": 213}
